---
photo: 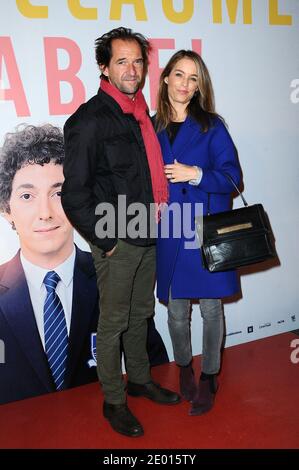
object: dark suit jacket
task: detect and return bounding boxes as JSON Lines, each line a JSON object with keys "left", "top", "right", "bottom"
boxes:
{"left": 0, "top": 247, "right": 99, "bottom": 405}
{"left": 0, "top": 247, "right": 168, "bottom": 405}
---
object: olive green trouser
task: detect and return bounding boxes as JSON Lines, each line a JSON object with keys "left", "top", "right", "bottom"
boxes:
{"left": 90, "top": 239, "right": 155, "bottom": 404}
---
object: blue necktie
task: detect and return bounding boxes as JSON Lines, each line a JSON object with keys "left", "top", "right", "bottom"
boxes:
{"left": 43, "top": 271, "right": 68, "bottom": 390}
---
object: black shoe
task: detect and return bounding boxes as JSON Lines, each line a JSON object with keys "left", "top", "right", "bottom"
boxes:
{"left": 127, "top": 381, "right": 181, "bottom": 405}
{"left": 179, "top": 364, "right": 197, "bottom": 402}
{"left": 103, "top": 402, "right": 144, "bottom": 437}
{"left": 189, "top": 376, "right": 218, "bottom": 416}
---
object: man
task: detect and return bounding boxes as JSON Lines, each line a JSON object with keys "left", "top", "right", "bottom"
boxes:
{"left": 61, "top": 27, "right": 180, "bottom": 437}
{"left": 0, "top": 124, "right": 99, "bottom": 405}
{"left": 0, "top": 124, "right": 167, "bottom": 406}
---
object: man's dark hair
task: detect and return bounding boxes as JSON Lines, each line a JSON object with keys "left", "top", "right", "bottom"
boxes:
{"left": 95, "top": 27, "right": 151, "bottom": 76}
{"left": 0, "top": 124, "right": 64, "bottom": 213}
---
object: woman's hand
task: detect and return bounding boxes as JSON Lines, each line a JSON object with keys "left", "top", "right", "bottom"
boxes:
{"left": 164, "top": 159, "right": 200, "bottom": 183}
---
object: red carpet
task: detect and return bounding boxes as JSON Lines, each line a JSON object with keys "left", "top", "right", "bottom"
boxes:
{"left": 0, "top": 331, "right": 298, "bottom": 449}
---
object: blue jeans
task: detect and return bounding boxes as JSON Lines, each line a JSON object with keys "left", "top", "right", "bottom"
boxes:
{"left": 167, "top": 290, "right": 224, "bottom": 374}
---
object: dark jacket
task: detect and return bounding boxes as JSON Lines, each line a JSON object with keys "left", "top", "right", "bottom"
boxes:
{"left": 62, "top": 89, "right": 155, "bottom": 253}
{"left": 0, "top": 248, "right": 99, "bottom": 405}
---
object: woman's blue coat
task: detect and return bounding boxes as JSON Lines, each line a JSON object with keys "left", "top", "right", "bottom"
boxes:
{"left": 156, "top": 116, "right": 242, "bottom": 302}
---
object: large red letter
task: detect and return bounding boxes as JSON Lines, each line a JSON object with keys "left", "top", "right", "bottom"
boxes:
{"left": 0, "top": 37, "right": 30, "bottom": 116}
{"left": 191, "top": 39, "right": 202, "bottom": 55}
{"left": 148, "top": 39, "right": 175, "bottom": 111}
{"left": 44, "top": 37, "right": 85, "bottom": 115}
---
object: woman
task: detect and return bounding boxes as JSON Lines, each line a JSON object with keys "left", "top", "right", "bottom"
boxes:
{"left": 155, "top": 50, "right": 241, "bottom": 416}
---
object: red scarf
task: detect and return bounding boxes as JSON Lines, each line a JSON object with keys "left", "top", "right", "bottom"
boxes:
{"left": 100, "top": 79, "right": 168, "bottom": 211}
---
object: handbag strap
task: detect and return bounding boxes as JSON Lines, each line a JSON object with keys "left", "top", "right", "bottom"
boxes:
{"left": 207, "top": 173, "right": 248, "bottom": 215}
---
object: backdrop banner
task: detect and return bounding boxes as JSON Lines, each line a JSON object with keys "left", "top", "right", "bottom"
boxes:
{"left": 0, "top": 0, "right": 298, "bottom": 368}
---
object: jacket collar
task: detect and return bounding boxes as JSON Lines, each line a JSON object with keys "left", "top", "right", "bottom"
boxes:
{"left": 64, "top": 246, "right": 98, "bottom": 386}
{"left": 158, "top": 116, "right": 202, "bottom": 163}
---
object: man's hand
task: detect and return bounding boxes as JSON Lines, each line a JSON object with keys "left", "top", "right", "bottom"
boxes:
{"left": 106, "top": 245, "right": 117, "bottom": 257}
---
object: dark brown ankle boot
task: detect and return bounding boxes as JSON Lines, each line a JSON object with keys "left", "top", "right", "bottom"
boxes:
{"left": 179, "top": 364, "right": 197, "bottom": 402}
{"left": 189, "top": 375, "right": 218, "bottom": 415}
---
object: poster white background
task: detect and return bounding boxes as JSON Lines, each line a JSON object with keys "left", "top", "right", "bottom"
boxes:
{"left": 0, "top": 0, "right": 298, "bottom": 360}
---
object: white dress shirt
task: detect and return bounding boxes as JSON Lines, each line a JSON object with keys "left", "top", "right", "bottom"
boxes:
{"left": 20, "top": 248, "right": 76, "bottom": 350}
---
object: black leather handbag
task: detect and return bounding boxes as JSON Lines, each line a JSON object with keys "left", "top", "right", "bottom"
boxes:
{"left": 197, "top": 174, "right": 276, "bottom": 272}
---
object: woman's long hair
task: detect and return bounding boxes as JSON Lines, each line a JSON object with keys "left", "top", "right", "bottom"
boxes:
{"left": 156, "top": 50, "right": 223, "bottom": 132}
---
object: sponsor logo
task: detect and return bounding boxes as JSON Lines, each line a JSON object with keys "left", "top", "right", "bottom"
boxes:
{"left": 226, "top": 330, "right": 242, "bottom": 337}
{"left": 0, "top": 339, "right": 4, "bottom": 364}
{"left": 290, "top": 79, "right": 299, "bottom": 104}
{"left": 87, "top": 333, "right": 97, "bottom": 368}
{"left": 259, "top": 322, "right": 271, "bottom": 329}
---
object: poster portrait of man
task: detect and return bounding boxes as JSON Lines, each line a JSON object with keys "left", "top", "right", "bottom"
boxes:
{"left": 0, "top": 124, "right": 168, "bottom": 405}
